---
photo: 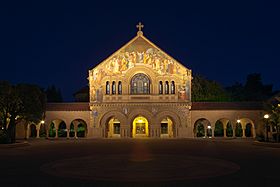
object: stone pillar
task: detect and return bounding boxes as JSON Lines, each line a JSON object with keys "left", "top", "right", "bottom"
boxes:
{"left": 242, "top": 128, "right": 246, "bottom": 138}
{"left": 232, "top": 127, "right": 236, "bottom": 138}
{"left": 204, "top": 126, "right": 207, "bottom": 138}
{"left": 74, "top": 130, "right": 78, "bottom": 139}
{"left": 223, "top": 128, "right": 227, "bottom": 138}
{"left": 46, "top": 128, "right": 49, "bottom": 139}
{"left": 25, "top": 125, "right": 29, "bottom": 140}
{"left": 36, "top": 127, "right": 40, "bottom": 138}
{"left": 156, "top": 128, "right": 161, "bottom": 138}
{"left": 252, "top": 127, "right": 256, "bottom": 138}
{"left": 55, "top": 129, "right": 58, "bottom": 139}
{"left": 211, "top": 126, "right": 215, "bottom": 138}
{"left": 66, "top": 129, "right": 70, "bottom": 139}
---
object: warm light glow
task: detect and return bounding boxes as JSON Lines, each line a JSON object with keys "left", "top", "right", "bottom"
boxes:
{"left": 264, "top": 114, "right": 269, "bottom": 119}
{"left": 237, "top": 119, "right": 241, "bottom": 123}
{"left": 207, "top": 125, "right": 211, "bottom": 129}
{"left": 132, "top": 116, "right": 149, "bottom": 138}
{"left": 41, "top": 120, "right": 45, "bottom": 124}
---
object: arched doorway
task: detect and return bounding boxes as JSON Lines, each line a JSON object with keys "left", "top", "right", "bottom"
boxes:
{"left": 39, "top": 123, "right": 46, "bottom": 138}
{"left": 29, "top": 124, "right": 37, "bottom": 138}
{"left": 70, "top": 119, "right": 88, "bottom": 138}
{"left": 48, "top": 122, "right": 56, "bottom": 138}
{"left": 226, "top": 122, "right": 233, "bottom": 137}
{"left": 106, "top": 118, "right": 121, "bottom": 138}
{"left": 245, "top": 123, "right": 253, "bottom": 137}
{"left": 69, "top": 123, "right": 75, "bottom": 137}
{"left": 235, "top": 122, "right": 243, "bottom": 137}
{"left": 58, "top": 122, "right": 67, "bottom": 137}
{"left": 132, "top": 116, "right": 149, "bottom": 138}
{"left": 194, "top": 118, "right": 211, "bottom": 138}
{"left": 214, "top": 120, "right": 224, "bottom": 137}
{"left": 160, "top": 117, "right": 174, "bottom": 138}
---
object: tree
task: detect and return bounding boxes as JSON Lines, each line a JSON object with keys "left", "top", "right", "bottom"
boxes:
{"left": 0, "top": 81, "right": 46, "bottom": 143}
{"left": 227, "top": 73, "right": 274, "bottom": 101}
{"left": 45, "top": 85, "right": 63, "bottom": 102}
{"left": 192, "top": 75, "right": 230, "bottom": 102}
{"left": 267, "top": 104, "right": 280, "bottom": 142}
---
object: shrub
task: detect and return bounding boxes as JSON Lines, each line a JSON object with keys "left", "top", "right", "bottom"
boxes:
{"left": 0, "top": 130, "right": 11, "bottom": 144}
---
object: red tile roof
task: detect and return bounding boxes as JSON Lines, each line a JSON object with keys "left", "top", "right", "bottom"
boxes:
{"left": 46, "top": 103, "right": 90, "bottom": 111}
{"left": 191, "top": 102, "right": 263, "bottom": 110}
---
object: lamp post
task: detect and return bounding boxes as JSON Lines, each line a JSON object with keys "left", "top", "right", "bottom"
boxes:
{"left": 264, "top": 114, "right": 269, "bottom": 142}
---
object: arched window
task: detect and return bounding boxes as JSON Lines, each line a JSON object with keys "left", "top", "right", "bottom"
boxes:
{"left": 106, "top": 81, "right": 110, "bottom": 95}
{"left": 112, "top": 81, "right": 116, "bottom": 95}
{"left": 171, "top": 81, "right": 175, "bottom": 94}
{"left": 165, "top": 81, "right": 169, "bottom": 94}
{"left": 118, "top": 81, "right": 122, "bottom": 95}
{"left": 159, "top": 81, "right": 163, "bottom": 94}
{"left": 130, "top": 73, "right": 150, "bottom": 94}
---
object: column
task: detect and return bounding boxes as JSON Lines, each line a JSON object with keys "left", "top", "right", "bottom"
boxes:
{"left": 36, "top": 127, "right": 40, "bottom": 138}
{"left": 242, "top": 128, "right": 246, "bottom": 138}
{"left": 66, "top": 129, "right": 70, "bottom": 139}
{"left": 223, "top": 128, "right": 227, "bottom": 138}
{"left": 74, "top": 130, "right": 78, "bottom": 139}
{"left": 232, "top": 127, "right": 236, "bottom": 138}
{"left": 211, "top": 126, "right": 215, "bottom": 138}
{"left": 55, "top": 129, "right": 58, "bottom": 139}
{"left": 252, "top": 126, "right": 256, "bottom": 138}
{"left": 25, "top": 126, "right": 29, "bottom": 140}
{"left": 204, "top": 126, "right": 207, "bottom": 138}
{"left": 46, "top": 128, "right": 49, "bottom": 139}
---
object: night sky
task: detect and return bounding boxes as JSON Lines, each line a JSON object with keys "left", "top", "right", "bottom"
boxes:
{"left": 1, "top": 0, "right": 279, "bottom": 101}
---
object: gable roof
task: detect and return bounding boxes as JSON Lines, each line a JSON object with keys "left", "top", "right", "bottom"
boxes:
{"left": 89, "top": 31, "right": 190, "bottom": 73}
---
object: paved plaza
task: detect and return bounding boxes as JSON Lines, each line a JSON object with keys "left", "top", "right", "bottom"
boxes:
{"left": 0, "top": 139, "right": 279, "bottom": 186}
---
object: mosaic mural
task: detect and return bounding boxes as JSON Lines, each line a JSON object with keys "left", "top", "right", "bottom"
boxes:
{"left": 91, "top": 47, "right": 188, "bottom": 85}
{"left": 89, "top": 36, "right": 191, "bottom": 102}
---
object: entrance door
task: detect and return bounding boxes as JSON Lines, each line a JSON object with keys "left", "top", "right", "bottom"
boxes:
{"left": 132, "top": 116, "right": 149, "bottom": 138}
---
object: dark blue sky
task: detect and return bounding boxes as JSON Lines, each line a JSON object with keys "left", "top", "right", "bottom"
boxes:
{"left": 1, "top": 0, "right": 279, "bottom": 101}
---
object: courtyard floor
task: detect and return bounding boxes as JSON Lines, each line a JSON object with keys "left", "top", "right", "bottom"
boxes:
{"left": 0, "top": 138, "right": 279, "bottom": 186}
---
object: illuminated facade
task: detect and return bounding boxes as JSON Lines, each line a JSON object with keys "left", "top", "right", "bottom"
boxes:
{"left": 16, "top": 23, "right": 265, "bottom": 139}
{"left": 88, "top": 23, "right": 192, "bottom": 138}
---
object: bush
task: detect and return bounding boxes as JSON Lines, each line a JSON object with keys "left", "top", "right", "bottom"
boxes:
{"left": 0, "top": 130, "right": 11, "bottom": 144}
{"left": 256, "top": 134, "right": 265, "bottom": 142}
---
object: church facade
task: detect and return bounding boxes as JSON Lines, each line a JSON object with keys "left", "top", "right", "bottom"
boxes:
{"left": 16, "top": 24, "right": 265, "bottom": 139}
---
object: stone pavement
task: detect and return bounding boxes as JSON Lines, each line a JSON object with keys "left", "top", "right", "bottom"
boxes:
{"left": 0, "top": 139, "right": 279, "bottom": 186}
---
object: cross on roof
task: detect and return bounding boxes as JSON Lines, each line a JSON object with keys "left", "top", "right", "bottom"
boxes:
{"left": 136, "top": 22, "right": 144, "bottom": 32}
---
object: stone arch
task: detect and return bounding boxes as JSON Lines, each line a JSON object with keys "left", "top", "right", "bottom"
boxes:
{"left": 156, "top": 111, "right": 181, "bottom": 138}
{"left": 128, "top": 109, "right": 154, "bottom": 137}
{"left": 193, "top": 118, "right": 211, "bottom": 138}
{"left": 100, "top": 111, "right": 127, "bottom": 128}
{"left": 29, "top": 123, "right": 37, "bottom": 138}
{"left": 39, "top": 123, "right": 46, "bottom": 138}
{"left": 128, "top": 109, "right": 153, "bottom": 125}
{"left": 70, "top": 119, "right": 88, "bottom": 138}
{"left": 100, "top": 111, "right": 127, "bottom": 138}
{"left": 239, "top": 118, "right": 256, "bottom": 138}
{"left": 48, "top": 119, "right": 66, "bottom": 138}
{"left": 58, "top": 121, "right": 67, "bottom": 137}
{"left": 125, "top": 66, "right": 156, "bottom": 85}
{"left": 214, "top": 118, "right": 231, "bottom": 137}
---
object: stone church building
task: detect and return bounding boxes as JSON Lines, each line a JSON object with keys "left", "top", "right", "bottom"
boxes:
{"left": 17, "top": 23, "right": 265, "bottom": 139}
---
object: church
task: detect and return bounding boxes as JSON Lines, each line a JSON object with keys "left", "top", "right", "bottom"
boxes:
{"left": 17, "top": 23, "right": 265, "bottom": 139}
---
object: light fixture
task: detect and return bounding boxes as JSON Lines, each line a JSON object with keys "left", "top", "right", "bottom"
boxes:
{"left": 264, "top": 114, "right": 269, "bottom": 119}
{"left": 207, "top": 125, "right": 211, "bottom": 129}
{"left": 41, "top": 120, "right": 45, "bottom": 124}
{"left": 237, "top": 119, "right": 241, "bottom": 123}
